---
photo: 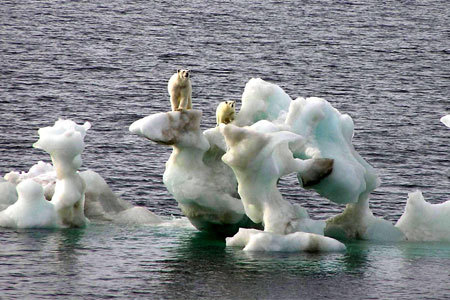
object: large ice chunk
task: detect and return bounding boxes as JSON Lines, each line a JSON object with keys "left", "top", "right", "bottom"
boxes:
{"left": 286, "top": 97, "right": 380, "bottom": 204}
{"left": 130, "top": 110, "right": 256, "bottom": 235}
{"left": 221, "top": 124, "right": 332, "bottom": 234}
{"left": 231, "top": 79, "right": 401, "bottom": 241}
{"left": 0, "top": 120, "right": 94, "bottom": 228}
{"left": 285, "top": 98, "right": 402, "bottom": 241}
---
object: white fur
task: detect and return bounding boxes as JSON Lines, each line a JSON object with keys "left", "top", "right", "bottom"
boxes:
{"left": 216, "top": 101, "right": 236, "bottom": 125}
{"left": 168, "top": 69, "right": 192, "bottom": 111}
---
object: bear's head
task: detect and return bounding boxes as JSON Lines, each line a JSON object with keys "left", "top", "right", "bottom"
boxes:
{"left": 177, "top": 69, "right": 191, "bottom": 79}
{"left": 226, "top": 101, "right": 235, "bottom": 109}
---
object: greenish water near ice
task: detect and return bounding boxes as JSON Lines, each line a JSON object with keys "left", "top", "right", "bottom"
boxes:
{"left": 1, "top": 223, "right": 449, "bottom": 299}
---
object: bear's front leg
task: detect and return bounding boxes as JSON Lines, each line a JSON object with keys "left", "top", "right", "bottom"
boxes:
{"left": 179, "top": 96, "right": 189, "bottom": 110}
{"left": 170, "top": 96, "right": 178, "bottom": 111}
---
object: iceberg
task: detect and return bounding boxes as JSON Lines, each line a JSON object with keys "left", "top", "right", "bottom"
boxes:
{"left": 392, "top": 115, "right": 450, "bottom": 241}
{"left": 129, "top": 78, "right": 410, "bottom": 251}
{"left": 231, "top": 80, "right": 403, "bottom": 241}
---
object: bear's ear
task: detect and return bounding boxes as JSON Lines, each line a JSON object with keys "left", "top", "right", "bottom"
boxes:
{"left": 177, "top": 69, "right": 181, "bottom": 74}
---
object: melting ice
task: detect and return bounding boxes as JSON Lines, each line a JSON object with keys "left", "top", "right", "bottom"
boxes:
{"left": 0, "top": 79, "right": 449, "bottom": 253}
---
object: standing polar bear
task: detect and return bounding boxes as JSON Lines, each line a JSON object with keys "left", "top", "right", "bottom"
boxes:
{"left": 216, "top": 101, "right": 236, "bottom": 126}
{"left": 168, "top": 69, "right": 192, "bottom": 111}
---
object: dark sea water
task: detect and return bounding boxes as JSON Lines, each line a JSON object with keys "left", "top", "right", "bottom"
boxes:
{"left": 0, "top": 0, "right": 449, "bottom": 299}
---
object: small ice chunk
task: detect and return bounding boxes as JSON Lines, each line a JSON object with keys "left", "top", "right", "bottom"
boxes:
{"left": 0, "top": 179, "right": 59, "bottom": 228}
{"left": 396, "top": 191, "right": 450, "bottom": 242}
{"left": 441, "top": 115, "right": 450, "bottom": 128}
{"left": 226, "top": 228, "right": 346, "bottom": 252}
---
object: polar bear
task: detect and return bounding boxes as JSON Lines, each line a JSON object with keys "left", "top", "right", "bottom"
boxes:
{"left": 168, "top": 69, "right": 192, "bottom": 111}
{"left": 216, "top": 101, "right": 236, "bottom": 126}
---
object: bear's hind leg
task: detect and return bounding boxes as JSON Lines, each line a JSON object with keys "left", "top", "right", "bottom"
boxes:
{"left": 187, "top": 95, "right": 192, "bottom": 109}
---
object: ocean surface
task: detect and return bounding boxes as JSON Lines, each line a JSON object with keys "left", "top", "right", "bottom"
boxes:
{"left": 0, "top": 0, "right": 449, "bottom": 299}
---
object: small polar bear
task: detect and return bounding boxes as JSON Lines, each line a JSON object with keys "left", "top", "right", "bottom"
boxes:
{"left": 168, "top": 69, "right": 192, "bottom": 111}
{"left": 216, "top": 101, "right": 236, "bottom": 126}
